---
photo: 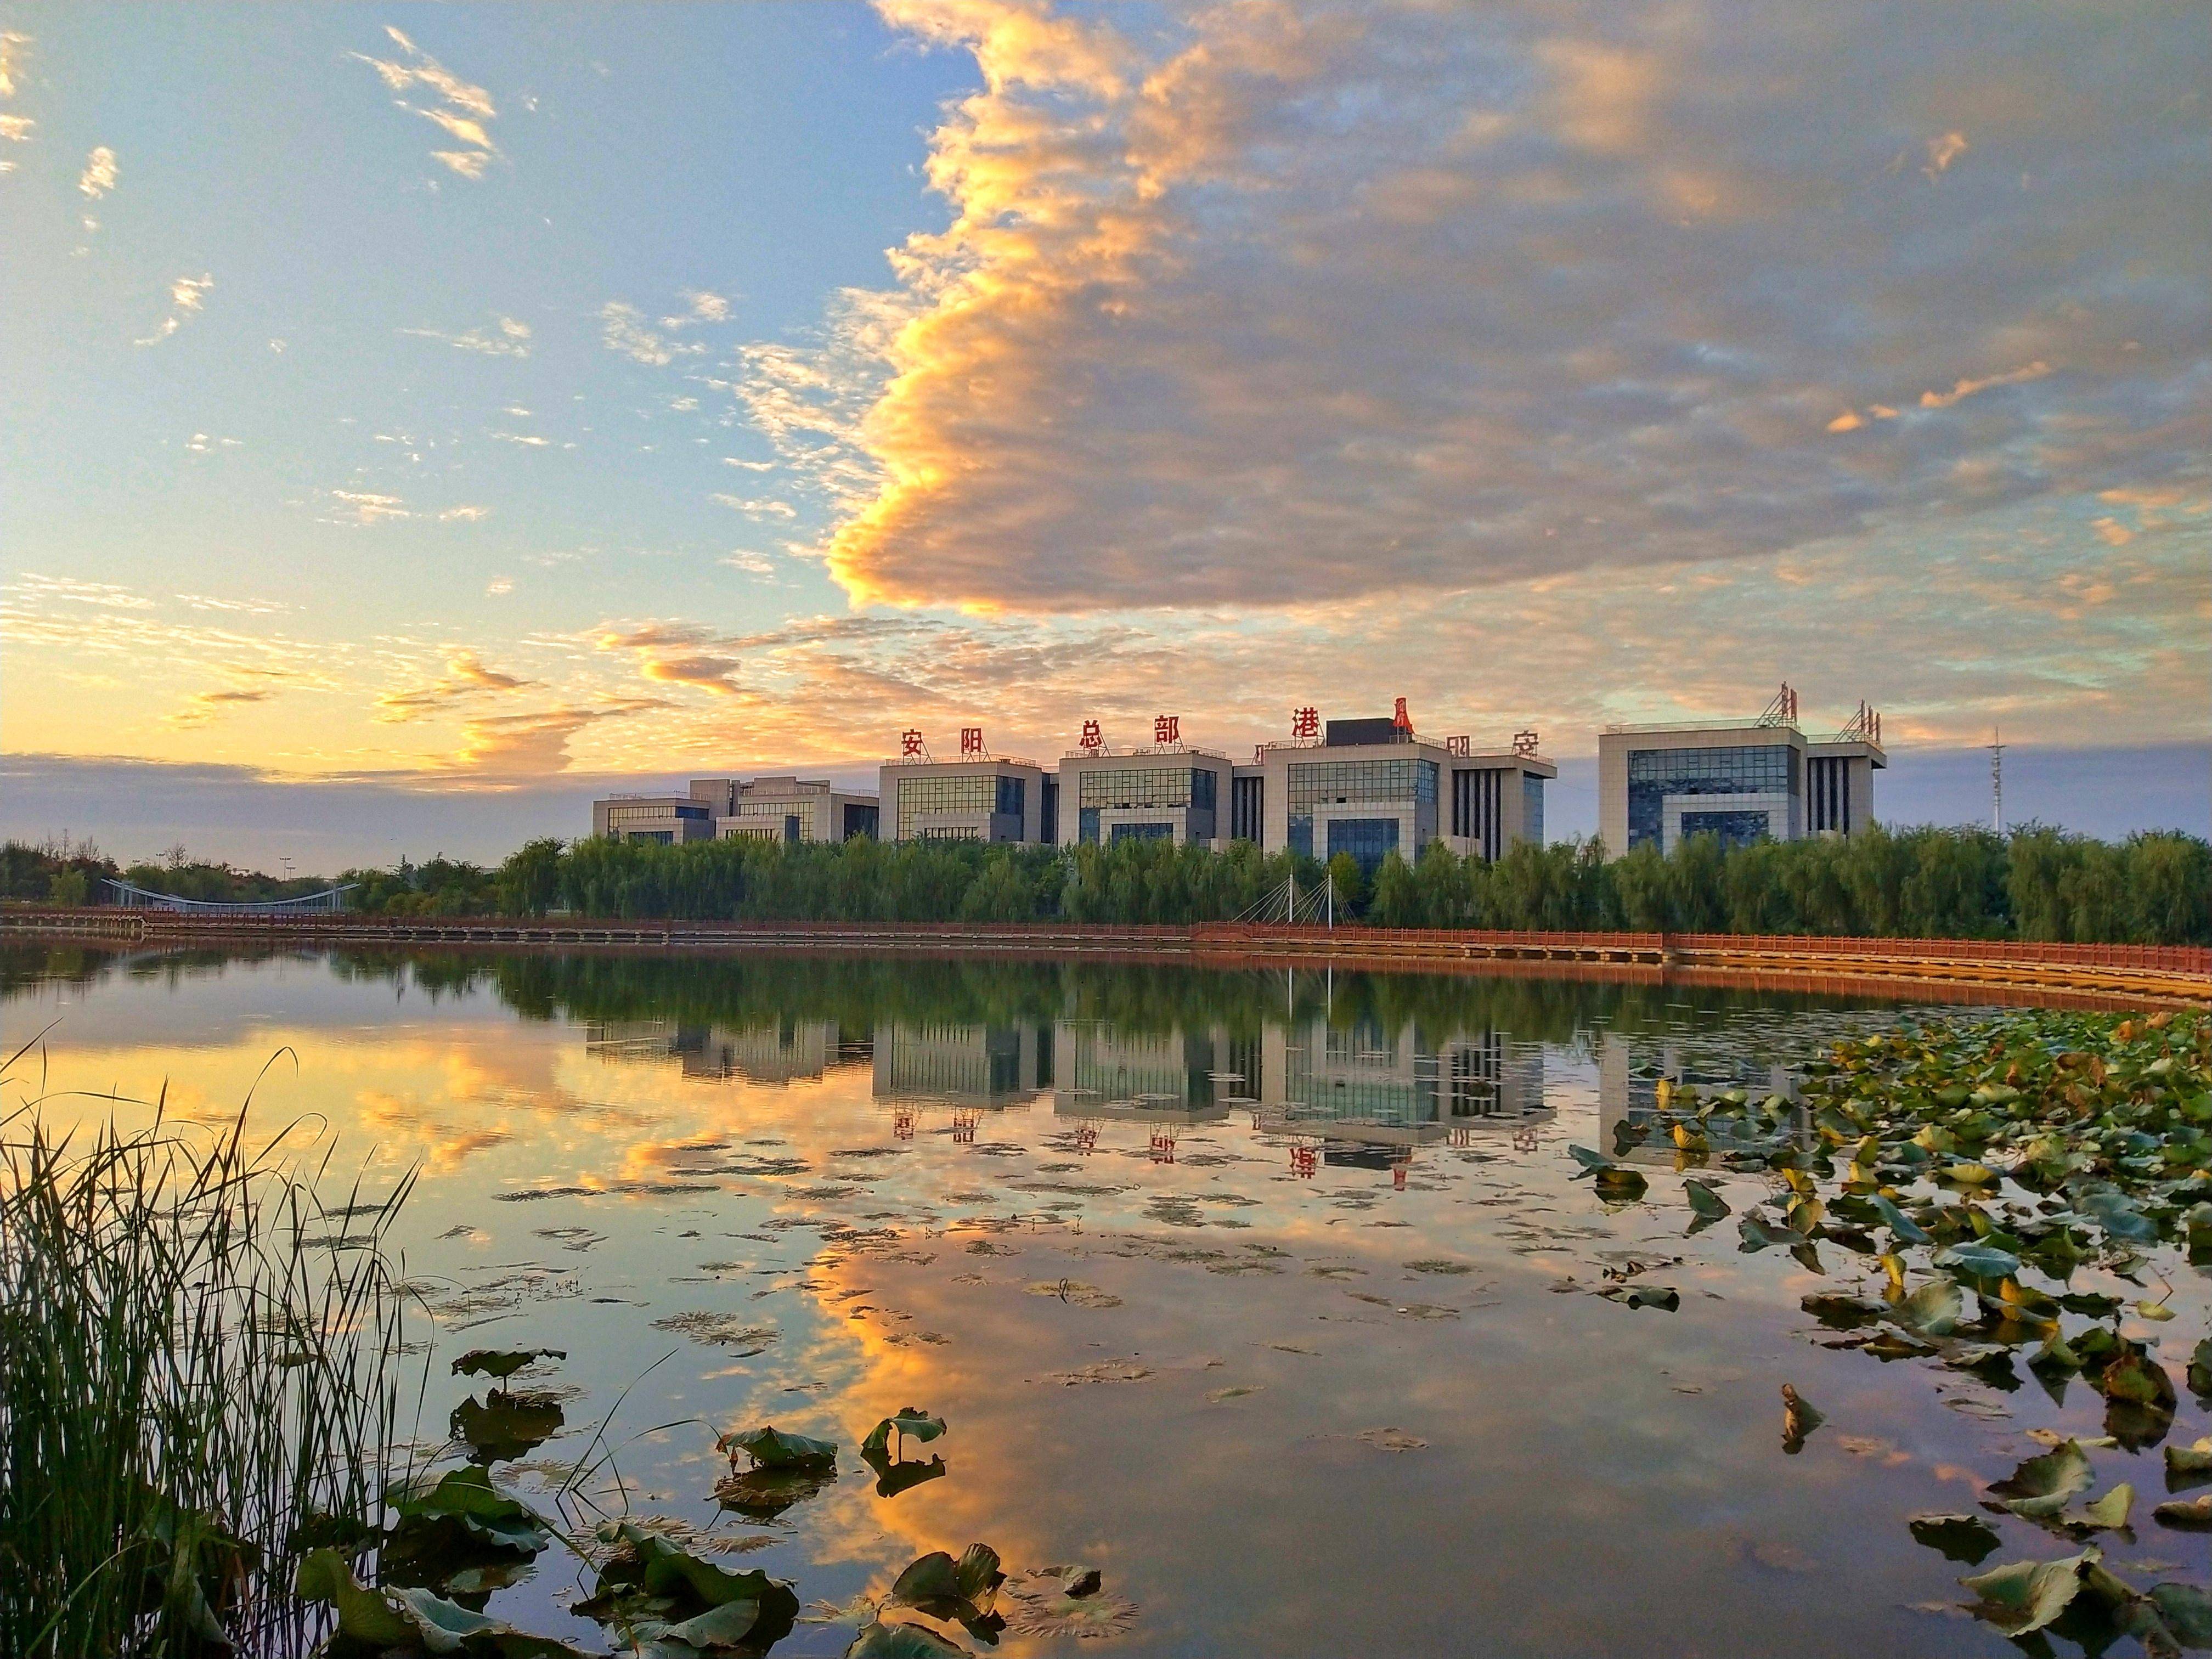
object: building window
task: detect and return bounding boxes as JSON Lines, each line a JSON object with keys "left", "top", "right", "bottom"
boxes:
{"left": 623, "top": 829, "right": 675, "bottom": 845}
{"left": 897, "top": 775, "right": 1023, "bottom": 838}
{"left": 725, "top": 799, "right": 816, "bottom": 839}
{"left": 1077, "top": 766, "right": 1196, "bottom": 809}
{"left": 606, "top": 802, "right": 705, "bottom": 828}
{"left": 1522, "top": 774, "right": 1544, "bottom": 848}
{"left": 1290, "top": 758, "right": 1435, "bottom": 864}
{"left": 1679, "top": 808, "right": 1774, "bottom": 851}
{"left": 842, "top": 802, "right": 879, "bottom": 840}
{"left": 1110, "top": 821, "right": 1174, "bottom": 843}
{"left": 1231, "top": 775, "right": 1264, "bottom": 843}
{"left": 1327, "top": 816, "right": 1400, "bottom": 874}
{"left": 1625, "top": 744, "right": 1797, "bottom": 851}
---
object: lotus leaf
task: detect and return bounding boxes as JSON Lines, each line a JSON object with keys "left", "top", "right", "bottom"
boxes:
{"left": 1933, "top": 1242, "right": 2020, "bottom": 1281}
{"left": 844, "top": 1622, "right": 970, "bottom": 1658}
{"left": 1592, "top": 1166, "right": 1647, "bottom": 1202}
{"left": 864, "top": 1454, "right": 948, "bottom": 1500}
{"left": 2063, "top": 1483, "right": 2133, "bottom": 1533}
{"left": 719, "top": 1425, "right": 838, "bottom": 1471}
{"left": 295, "top": 1548, "right": 589, "bottom": 1657}
{"left": 715, "top": 1464, "right": 840, "bottom": 1520}
{"left": 888, "top": 1543, "right": 1005, "bottom": 1619}
{"left": 1867, "top": 1193, "right": 1932, "bottom": 1246}
{"left": 1983, "top": 1440, "right": 2094, "bottom": 1520}
{"left": 451, "top": 1392, "right": 565, "bottom": 1464}
{"left": 1736, "top": 1215, "right": 1807, "bottom": 1253}
{"left": 451, "top": 1348, "right": 566, "bottom": 1384}
{"left": 1683, "top": 1179, "right": 1730, "bottom": 1220}
{"left": 1617, "top": 1285, "right": 1679, "bottom": 1312}
{"left": 2153, "top": 1496, "right": 2212, "bottom": 1530}
{"left": 862, "top": 1409, "right": 948, "bottom": 1462}
{"left": 2164, "top": 1438, "right": 2212, "bottom": 1489}
{"left": 2148, "top": 1583, "right": 2212, "bottom": 1646}
{"left": 1959, "top": 1546, "right": 2119, "bottom": 1637}
{"left": 576, "top": 1523, "right": 800, "bottom": 1656}
{"left": 386, "top": 1465, "right": 552, "bottom": 1557}
{"left": 1893, "top": 1278, "right": 1967, "bottom": 1336}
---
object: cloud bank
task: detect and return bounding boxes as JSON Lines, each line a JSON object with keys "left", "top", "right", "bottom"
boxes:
{"left": 742, "top": 0, "right": 2209, "bottom": 613}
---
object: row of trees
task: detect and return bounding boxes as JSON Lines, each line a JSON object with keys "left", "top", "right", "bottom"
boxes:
{"left": 6, "top": 823, "right": 2207, "bottom": 944}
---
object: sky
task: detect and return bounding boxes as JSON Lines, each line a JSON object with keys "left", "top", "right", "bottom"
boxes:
{"left": 2, "top": 1, "right": 2207, "bottom": 869}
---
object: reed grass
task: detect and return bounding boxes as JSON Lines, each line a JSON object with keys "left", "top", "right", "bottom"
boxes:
{"left": 0, "top": 1047, "right": 415, "bottom": 1658}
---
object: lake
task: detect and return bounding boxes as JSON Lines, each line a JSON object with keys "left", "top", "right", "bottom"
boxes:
{"left": 5, "top": 942, "right": 2204, "bottom": 1657}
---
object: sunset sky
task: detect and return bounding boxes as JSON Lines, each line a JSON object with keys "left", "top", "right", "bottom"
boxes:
{"left": 2, "top": 2, "right": 2206, "bottom": 866}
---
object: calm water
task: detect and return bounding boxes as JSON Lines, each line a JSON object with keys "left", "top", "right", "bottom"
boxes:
{"left": 6, "top": 944, "right": 2205, "bottom": 1657}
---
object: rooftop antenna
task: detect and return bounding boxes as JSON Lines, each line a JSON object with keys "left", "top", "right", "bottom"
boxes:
{"left": 1990, "top": 726, "right": 2005, "bottom": 834}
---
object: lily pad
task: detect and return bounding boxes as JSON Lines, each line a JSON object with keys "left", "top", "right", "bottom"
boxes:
{"left": 1780, "top": 1384, "right": 1823, "bottom": 1454}
{"left": 575, "top": 1522, "right": 800, "bottom": 1657}
{"left": 296, "top": 1548, "right": 589, "bottom": 1657}
{"left": 386, "top": 1465, "right": 552, "bottom": 1558}
{"left": 1958, "top": 1545, "right": 2132, "bottom": 1637}
{"left": 715, "top": 1464, "right": 839, "bottom": 1521}
{"left": 718, "top": 1425, "right": 838, "bottom": 1471}
{"left": 2152, "top": 1496, "right": 2212, "bottom": 1530}
{"left": 862, "top": 1409, "right": 948, "bottom": 1462}
{"left": 2163, "top": 1437, "right": 2212, "bottom": 1491}
{"left": 451, "top": 1348, "right": 566, "bottom": 1384}
{"left": 844, "top": 1623, "right": 970, "bottom": 1658}
{"left": 1983, "top": 1439, "right": 2094, "bottom": 1521}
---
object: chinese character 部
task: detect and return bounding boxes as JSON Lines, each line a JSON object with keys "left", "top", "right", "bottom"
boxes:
{"left": 1154, "top": 714, "right": 1179, "bottom": 746}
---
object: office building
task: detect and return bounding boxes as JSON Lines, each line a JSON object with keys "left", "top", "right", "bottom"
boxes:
{"left": 878, "top": 734, "right": 1053, "bottom": 843}
{"left": 1596, "top": 687, "right": 1884, "bottom": 856}
{"left": 1056, "top": 742, "right": 1234, "bottom": 848}
{"left": 591, "top": 776, "right": 878, "bottom": 844}
{"left": 1243, "top": 705, "right": 1555, "bottom": 873}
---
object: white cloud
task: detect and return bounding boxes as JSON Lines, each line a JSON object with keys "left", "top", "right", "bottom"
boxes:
{"left": 77, "top": 144, "right": 115, "bottom": 198}
{"left": 399, "top": 315, "right": 531, "bottom": 357}
{"left": 134, "top": 274, "right": 212, "bottom": 346}
{"left": 0, "top": 30, "right": 29, "bottom": 100}
{"left": 711, "top": 494, "right": 798, "bottom": 520}
{"left": 352, "top": 25, "right": 499, "bottom": 180}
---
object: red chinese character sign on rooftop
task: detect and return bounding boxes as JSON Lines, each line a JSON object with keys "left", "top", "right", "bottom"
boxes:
{"left": 1514, "top": 729, "right": 1540, "bottom": 758}
{"left": 900, "top": 729, "right": 925, "bottom": 758}
{"left": 1446, "top": 735, "right": 1470, "bottom": 758}
{"left": 1080, "top": 720, "right": 1103, "bottom": 752}
{"left": 1154, "top": 714, "right": 1179, "bottom": 746}
{"left": 1291, "top": 706, "right": 1320, "bottom": 740}
{"left": 960, "top": 726, "right": 985, "bottom": 757}
{"left": 1393, "top": 696, "right": 1413, "bottom": 733}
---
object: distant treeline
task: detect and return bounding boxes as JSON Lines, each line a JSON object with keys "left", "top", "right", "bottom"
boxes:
{"left": 7, "top": 824, "right": 2207, "bottom": 944}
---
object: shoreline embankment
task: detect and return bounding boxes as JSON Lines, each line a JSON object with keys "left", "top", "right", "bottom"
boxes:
{"left": 4, "top": 907, "right": 2206, "bottom": 1009}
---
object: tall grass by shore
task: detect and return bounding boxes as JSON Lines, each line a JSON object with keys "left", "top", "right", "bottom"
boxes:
{"left": 0, "top": 1053, "right": 413, "bottom": 1658}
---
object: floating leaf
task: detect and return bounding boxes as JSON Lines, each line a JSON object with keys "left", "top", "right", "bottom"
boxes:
{"left": 1870, "top": 1193, "right": 1932, "bottom": 1245}
{"left": 451, "top": 1348, "right": 566, "bottom": 1384}
{"left": 1933, "top": 1242, "right": 2021, "bottom": 1282}
{"left": 575, "top": 1523, "right": 800, "bottom": 1657}
{"left": 886, "top": 1543, "right": 1006, "bottom": 1642}
{"left": 1801, "top": 1291, "right": 1885, "bottom": 1330}
{"left": 1620, "top": 1285, "right": 1679, "bottom": 1312}
{"left": 1984, "top": 1440, "right": 2094, "bottom": 1520}
{"left": 1893, "top": 1278, "right": 1967, "bottom": 1337}
{"left": 2164, "top": 1438, "right": 2212, "bottom": 1490}
{"left": 296, "top": 1548, "right": 590, "bottom": 1657}
{"left": 2063, "top": 1483, "right": 2134, "bottom": 1533}
{"left": 845, "top": 1622, "right": 970, "bottom": 1658}
{"left": 1908, "top": 1513, "right": 2000, "bottom": 1565}
{"left": 1592, "top": 1166, "right": 1647, "bottom": 1203}
{"left": 2152, "top": 1496, "right": 2212, "bottom": 1530}
{"left": 862, "top": 1409, "right": 948, "bottom": 1462}
{"left": 718, "top": 1425, "right": 838, "bottom": 1471}
{"left": 1959, "top": 1546, "right": 2108, "bottom": 1636}
{"left": 386, "top": 1465, "right": 552, "bottom": 1558}
{"left": 2148, "top": 1583, "right": 2212, "bottom": 1645}
{"left": 1683, "top": 1179, "right": 1730, "bottom": 1220}
{"left": 864, "top": 1455, "right": 947, "bottom": 1500}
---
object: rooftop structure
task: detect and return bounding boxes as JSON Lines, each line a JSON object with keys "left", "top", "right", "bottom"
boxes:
{"left": 1056, "top": 732, "right": 1233, "bottom": 849}
{"left": 1596, "top": 685, "right": 1886, "bottom": 857}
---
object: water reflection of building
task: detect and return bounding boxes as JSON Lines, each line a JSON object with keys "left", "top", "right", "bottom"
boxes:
{"left": 1251, "top": 1016, "right": 1549, "bottom": 1154}
{"left": 1051, "top": 1024, "right": 1232, "bottom": 1124}
{"left": 583, "top": 1019, "right": 864, "bottom": 1086}
{"left": 872, "top": 1022, "right": 1055, "bottom": 1108}
{"left": 1596, "top": 1033, "right": 1798, "bottom": 1165}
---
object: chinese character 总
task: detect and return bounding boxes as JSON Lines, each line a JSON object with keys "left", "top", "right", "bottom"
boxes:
{"left": 1080, "top": 719, "right": 1103, "bottom": 751}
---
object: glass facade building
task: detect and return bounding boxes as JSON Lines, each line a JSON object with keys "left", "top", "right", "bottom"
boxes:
{"left": 1074, "top": 765, "right": 1215, "bottom": 844}
{"left": 895, "top": 773, "right": 1026, "bottom": 839}
{"left": 1623, "top": 743, "right": 1797, "bottom": 851}
{"left": 1286, "top": 757, "right": 1437, "bottom": 862}
{"left": 1678, "top": 808, "right": 1773, "bottom": 850}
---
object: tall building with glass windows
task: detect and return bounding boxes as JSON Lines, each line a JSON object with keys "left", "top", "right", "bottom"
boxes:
{"left": 1246, "top": 714, "right": 1555, "bottom": 874}
{"left": 1597, "top": 697, "right": 1884, "bottom": 856}
{"left": 877, "top": 755, "right": 1053, "bottom": 844}
{"left": 1056, "top": 746, "right": 1233, "bottom": 848}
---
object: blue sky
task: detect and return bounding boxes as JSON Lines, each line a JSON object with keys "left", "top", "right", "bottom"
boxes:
{"left": 1, "top": 1, "right": 2205, "bottom": 868}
